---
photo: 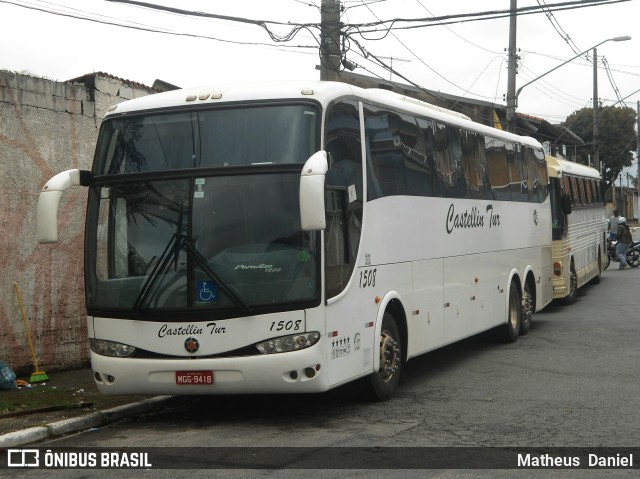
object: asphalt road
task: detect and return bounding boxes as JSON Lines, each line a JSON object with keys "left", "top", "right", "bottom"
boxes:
{"left": 4, "top": 256, "right": 639, "bottom": 478}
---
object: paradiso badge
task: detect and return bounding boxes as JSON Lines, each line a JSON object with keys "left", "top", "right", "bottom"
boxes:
{"left": 184, "top": 337, "right": 200, "bottom": 353}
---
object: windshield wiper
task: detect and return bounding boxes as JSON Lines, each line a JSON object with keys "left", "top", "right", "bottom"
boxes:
{"left": 132, "top": 232, "right": 182, "bottom": 316}
{"left": 132, "top": 233, "right": 252, "bottom": 315}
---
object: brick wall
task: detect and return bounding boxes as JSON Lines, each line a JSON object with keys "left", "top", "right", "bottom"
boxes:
{"left": 0, "top": 71, "right": 154, "bottom": 374}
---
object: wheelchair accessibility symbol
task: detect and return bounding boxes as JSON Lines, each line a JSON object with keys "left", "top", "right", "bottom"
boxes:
{"left": 197, "top": 280, "right": 217, "bottom": 303}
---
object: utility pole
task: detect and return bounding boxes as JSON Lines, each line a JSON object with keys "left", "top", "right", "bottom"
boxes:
{"left": 593, "top": 47, "right": 600, "bottom": 173}
{"left": 320, "top": 0, "right": 342, "bottom": 81}
{"left": 506, "top": 0, "right": 518, "bottom": 133}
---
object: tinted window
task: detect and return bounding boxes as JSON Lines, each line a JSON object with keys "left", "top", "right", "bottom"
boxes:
{"left": 508, "top": 144, "right": 529, "bottom": 202}
{"left": 365, "top": 106, "right": 420, "bottom": 199}
{"left": 95, "top": 105, "right": 319, "bottom": 175}
{"left": 461, "top": 130, "right": 489, "bottom": 199}
{"left": 486, "top": 138, "right": 511, "bottom": 200}
{"left": 325, "top": 101, "right": 363, "bottom": 299}
{"left": 362, "top": 105, "right": 546, "bottom": 203}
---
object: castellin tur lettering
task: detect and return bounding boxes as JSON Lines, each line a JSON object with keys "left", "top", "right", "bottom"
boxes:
{"left": 158, "top": 323, "right": 226, "bottom": 338}
{"left": 446, "top": 203, "right": 500, "bottom": 234}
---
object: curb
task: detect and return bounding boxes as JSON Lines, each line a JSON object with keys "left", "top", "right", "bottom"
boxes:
{"left": 0, "top": 396, "right": 174, "bottom": 448}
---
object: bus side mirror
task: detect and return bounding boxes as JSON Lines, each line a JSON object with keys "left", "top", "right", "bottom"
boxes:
{"left": 37, "top": 169, "right": 91, "bottom": 243}
{"left": 300, "top": 151, "right": 328, "bottom": 231}
{"left": 562, "top": 193, "right": 572, "bottom": 215}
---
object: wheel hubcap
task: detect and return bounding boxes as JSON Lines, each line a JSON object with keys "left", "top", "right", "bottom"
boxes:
{"left": 522, "top": 290, "right": 533, "bottom": 324}
{"left": 379, "top": 331, "right": 400, "bottom": 382}
{"left": 509, "top": 291, "right": 519, "bottom": 330}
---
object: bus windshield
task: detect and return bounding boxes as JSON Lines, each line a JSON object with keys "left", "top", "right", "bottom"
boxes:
{"left": 93, "top": 104, "right": 318, "bottom": 174}
{"left": 87, "top": 172, "right": 320, "bottom": 317}
{"left": 85, "top": 104, "right": 321, "bottom": 318}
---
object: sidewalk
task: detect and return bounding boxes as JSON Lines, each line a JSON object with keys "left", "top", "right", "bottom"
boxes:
{"left": 0, "top": 367, "right": 175, "bottom": 448}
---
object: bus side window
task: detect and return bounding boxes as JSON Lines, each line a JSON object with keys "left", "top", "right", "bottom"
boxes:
{"left": 577, "top": 178, "right": 586, "bottom": 205}
{"left": 585, "top": 179, "right": 593, "bottom": 204}
{"left": 325, "top": 100, "right": 363, "bottom": 299}
{"left": 524, "top": 147, "right": 548, "bottom": 203}
{"left": 486, "top": 137, "right": 511, "bottom": 201}
{"left": 535, "top": 148, "right": 548, "bottom": 201}
{"left": 433, "top": 124, "right": 466, "bottom": 198}
{"left": 562, "top": 176, "right": 572, "bottom": 204}
{"left": 594, "top": 180, "right": 603, "bottom": 205}
{"left": 364, "top": 106, "right": 420, "bottom": 198}
{"left": 508, "top": 143, "right": 528, "bottom": 202}
{"left": 414, "top": 117, "right": 438, "bottom": 197}
{"left": 570, "top": 176, "right": 581, "bottom": 206}
{"left": 461, "top": 130, "right": 488, "bottom": 199}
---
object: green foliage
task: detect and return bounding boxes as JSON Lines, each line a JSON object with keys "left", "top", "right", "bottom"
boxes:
{"left": 563, "top": 106, "right": 637, "bottom": 186}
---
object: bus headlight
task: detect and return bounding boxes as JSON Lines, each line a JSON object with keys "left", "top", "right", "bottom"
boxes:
{"left": 91, "top": 339, "right": 136, "bottom": 357}
{"left": 255, "top": 332, "right": 320, "bottom": 354}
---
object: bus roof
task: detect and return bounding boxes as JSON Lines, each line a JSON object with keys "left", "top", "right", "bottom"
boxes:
{"left": 105, "top": 80, "right": 542, "bottom": 149}
{"left": 545, "top": 155, "right": 601, "bottom": 180}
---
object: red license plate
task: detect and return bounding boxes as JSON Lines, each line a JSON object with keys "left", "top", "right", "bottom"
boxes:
{"left": 176, "top": 371, "right": 214, "bottom": 385}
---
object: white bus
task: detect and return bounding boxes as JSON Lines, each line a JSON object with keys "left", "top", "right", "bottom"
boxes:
{"left": 37, "top": 81, "right": 553, "bottom": 400}
{"left": 546, "top": 155, "right": 608, "bottom": 303}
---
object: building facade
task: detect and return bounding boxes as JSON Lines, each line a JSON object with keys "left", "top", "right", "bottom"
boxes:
{"left": 0, "top": 71, "right": 155, "bottom": 373}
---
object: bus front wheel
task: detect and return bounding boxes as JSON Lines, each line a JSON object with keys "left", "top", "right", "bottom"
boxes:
{"left": 364, "top": 312, "right": 402, "bottom": 401}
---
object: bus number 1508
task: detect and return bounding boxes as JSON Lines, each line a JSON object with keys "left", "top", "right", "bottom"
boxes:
{"left": 270, "top": 320, "right": 302, "bottom": 332}
{"left": 360, "top": 268, "right": 377, "bottom": 288}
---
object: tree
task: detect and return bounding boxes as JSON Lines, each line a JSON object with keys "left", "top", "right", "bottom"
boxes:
{"left": 562, "top": 106, "right": 637, "bottom": 188}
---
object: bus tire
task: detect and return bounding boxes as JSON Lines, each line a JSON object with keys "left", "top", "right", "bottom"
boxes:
{"left": 502, "top": 282, "right": 521, "bottom": 343}
{"left": 364, "top": 312, "right": 402, "bottom": 401}
{"left": 562, "top": 263, "right": 578, "bottom": 305}
{"left": 590, "top": 253, "right": 602, "bottom": 284}
{"left": 520, "top": 282, "right": 533, "bottom": 336}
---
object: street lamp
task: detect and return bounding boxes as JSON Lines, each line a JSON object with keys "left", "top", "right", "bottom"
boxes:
{"left": 507, "top": 35, "right": 631, "bottom": 134}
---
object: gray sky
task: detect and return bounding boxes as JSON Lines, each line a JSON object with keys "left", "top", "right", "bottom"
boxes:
{"left": 1, "top": 0, "right": 638, "bottom": 124}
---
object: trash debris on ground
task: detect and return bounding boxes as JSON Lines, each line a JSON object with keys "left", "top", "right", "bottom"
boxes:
{"left": 0, "top": 361, "right": 17, "bottom": 390}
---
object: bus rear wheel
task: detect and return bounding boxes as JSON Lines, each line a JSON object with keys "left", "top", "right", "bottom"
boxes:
{"left": 590, "top": 253, "right": 602, "bottom": 284}
{"left": 364, "top": 312, "right": 402, "bottom": 401}
{"left": 562, "top": 264, "right": 578, "bottom": 305}
{"left": 520, "top": 282, "right": 533, "bottom": 336}
{"left": 502, "top": 282, "right": 521, "bottom": 343}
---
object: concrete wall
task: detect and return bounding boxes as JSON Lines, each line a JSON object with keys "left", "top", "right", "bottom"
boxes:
{"left": 0, "top": 71, "right": 154, "bottom": 374}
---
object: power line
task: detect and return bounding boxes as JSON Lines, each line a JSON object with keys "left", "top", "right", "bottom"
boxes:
{"left": 517, "top": 58, "right": 590, "bottom": 103}
{"left": 4, "top": 0, "right": 635, "bottom": 114}
{"left": 517, "top": 65, "right": 589, "bottom": 110}
{"left": 413, "top": 0, "right": 502, "bottom": 55}
{"left": 536, "top": 0, "right": 583, "bottom": 55}
{"left": 0, "top": 0, "right": 319, "bottom": 50}
{"left": 292, "top": 0, "right": 319, "bottom": 8}
{"left": 346, "top": 0, "right": 493, "bottom": 99}
{"left": 104, "top": 0, "right": 318, "bottom": 43}
{"left": 346, "top": 0, "right": 628, "bottom": 32}
{"left": 602, "top": 57, "right": 624, "bottom": 104}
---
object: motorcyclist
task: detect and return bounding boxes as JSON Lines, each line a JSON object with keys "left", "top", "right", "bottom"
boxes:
{"left": 616, "top": 217, "right": 632, "bottom": 269}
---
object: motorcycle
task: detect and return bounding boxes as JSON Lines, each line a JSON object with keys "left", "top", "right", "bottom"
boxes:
{"left": 607, "top": 238, "right": 640, "bottom": 268}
